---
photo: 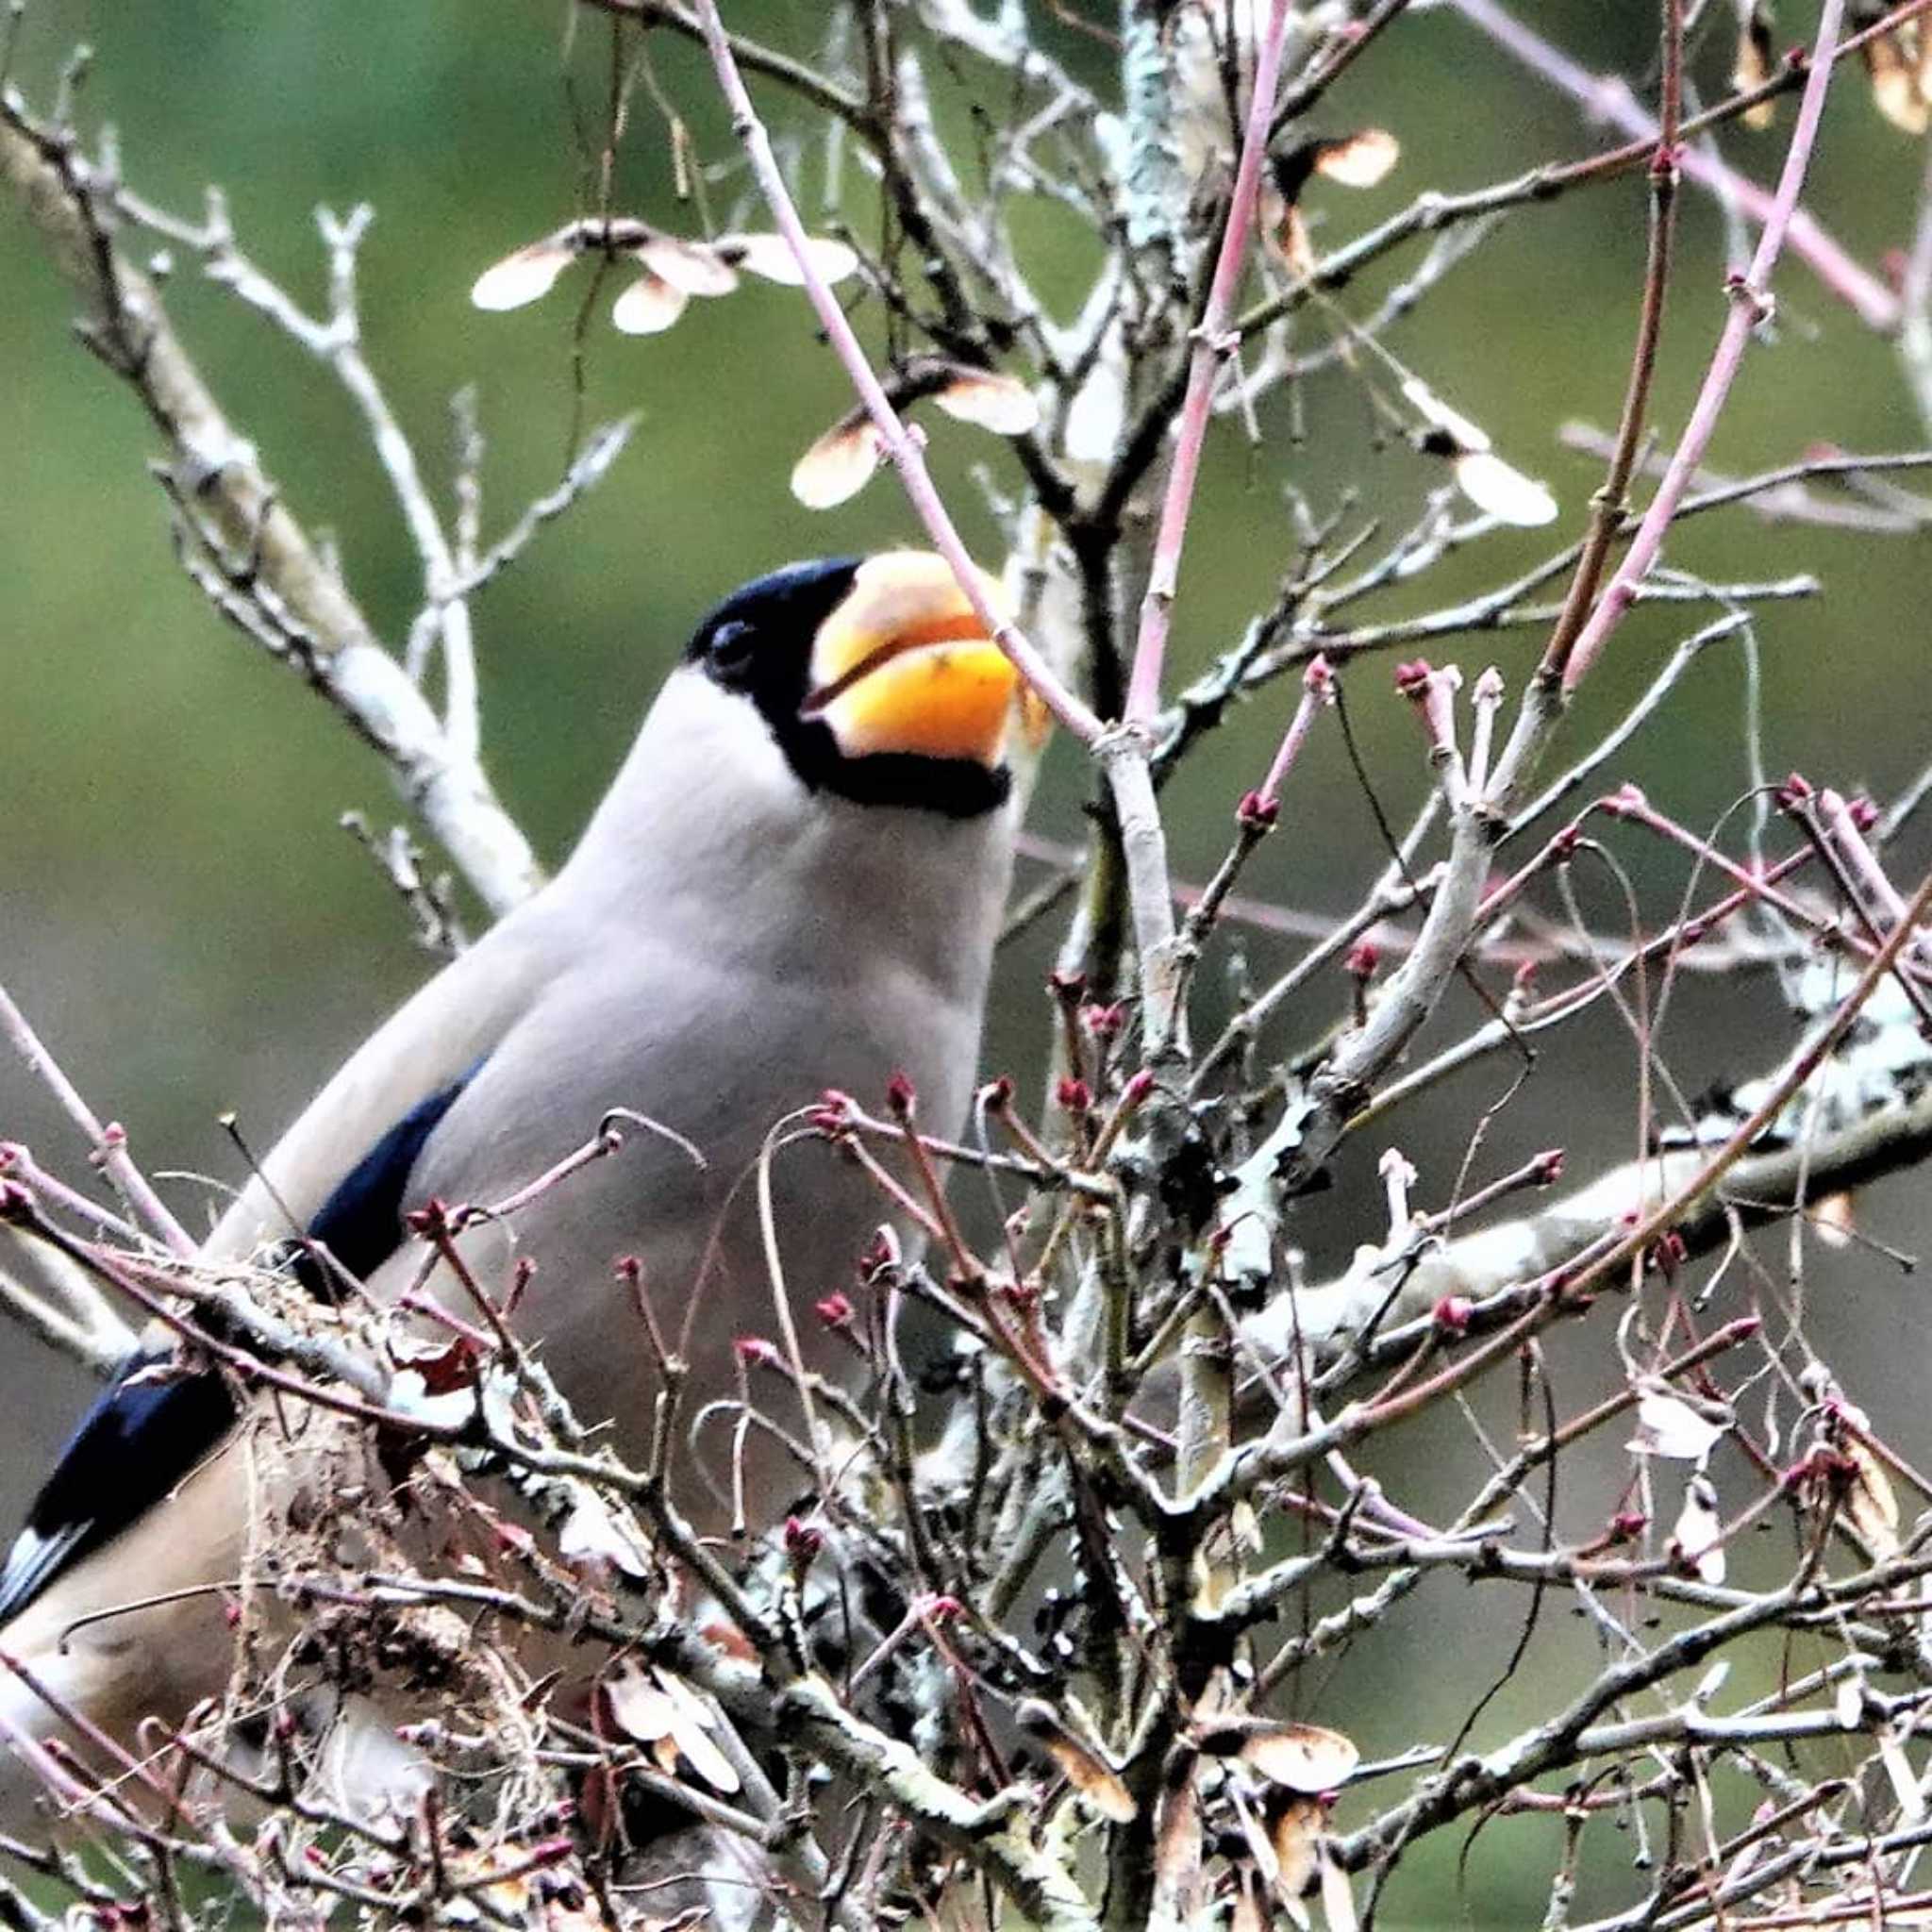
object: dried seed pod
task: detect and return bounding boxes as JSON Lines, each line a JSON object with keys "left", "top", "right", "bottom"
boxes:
{"left": 602, "top": 1659, "right": 740, "bottom": 1793}
{"left": 1402, "top": 375, "right": 1558, "bottom": 526}
{"left": 791, "top": 414, "right": 887, "bottom": 510}
{"left": 1840, "top": 1427, "right": 1902, "bottom": 1559}
{"left": 1272, "top": 202, "right": 1317, "bottom": 276}
{"left": 1196, "top": 1718, "right": 1360, "bottom": 1793}
{"left": 791, "top": 358, "right": 1039, "bottom": 508}
{"left": 1320, "top": 1841, "right": 1359, "bottom": 1932}
{"left": 1733, "top": 4, "right": 1779, "bottom": 129}
{"left": 1269, "top": 1794, "right": 1324, "bottom": 1924}
{"left": 1451, "top": 451, "right": 1561, "bottom": 526}
{"left": 470, "top": 240, "right": 577, "bottom": 311}
{"left": 1669, "top": 1472, "right": 1726, "bottom": 1585}
{"left": 1310, "top": 127, "right": 1400, "bottom": 189}
{"left": 715, "top": 231, "right": 861, "bottom": 286}
{"left": 609, "top": 268, "right": 690, "bottom": 337}
{"left": 1865, "top": 24, "right": 1931, "bottom": 135}
{"left": 1015, "top": 1698, "right": 1138, "bottom": 1823}
{"left": 1263, "top": 128, "right": 1399, "bottom": 276}
{"left": 601, "top": 1657, "right": 677, "bottom": 1743}
{"left": 1627, "top": 1386, "right": 1730, "bottom": 1462}
{"left": 927, "top": 365, "right": 1041, "bottom": 436}
{"left": 555, "top": 1483, "right": 652, "bottom": 1580}
{"left": 1812, "top": 1190, "right": 1857, "bottom": 1248}
{"left": 633, "top": 232, "right": 740, "bottom": 297}
{"left": 471, "top": 219, "right": 856, "bottom": 336}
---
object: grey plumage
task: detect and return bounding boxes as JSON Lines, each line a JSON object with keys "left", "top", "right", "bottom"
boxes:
{"left": 0, "top": 552, "right": 1026, "bottom": 1832}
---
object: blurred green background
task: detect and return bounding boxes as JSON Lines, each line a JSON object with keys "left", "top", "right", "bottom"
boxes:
{"left": 5, "top": 2, "right": 1931, "bottom": 1920}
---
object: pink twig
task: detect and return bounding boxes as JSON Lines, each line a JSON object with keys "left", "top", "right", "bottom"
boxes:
{"left": 691, "top": 1, "right": 1101, "bottom": 744}
{"left": 0, "top": 982, "right": 195, "bottom": 1258}
{"left": 0, "top": 1141, "right": 141, "bottom": 1242}
{"left": 1819, "top": 789, "right": 1910, "bottom": 924}
{"left": 1124, "top": 0, "right": 1297, "bottom": 726}
{"left": 1447, "top": 0, "right": 1898, "bottom": 332}
{"left": 1903, "top": 140, "right": 1932, "bottom": 435}
{"left": 1559, "top": 0, "right": 1850, "bottom": 695}
{"left": 1256, "top": 656, "right": 1333, "bottom": 812}
{"left": 1909, "top": 143, "right": 1932, "bottom": 321}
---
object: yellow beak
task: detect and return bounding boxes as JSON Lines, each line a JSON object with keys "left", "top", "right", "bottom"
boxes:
{"left": 804, "top": 552, "right": 1045, "bottom": 769}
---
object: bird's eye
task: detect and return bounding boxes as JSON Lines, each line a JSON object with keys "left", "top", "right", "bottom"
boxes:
{"left": 707, "top": 619, "right": 758, "bottom": 676}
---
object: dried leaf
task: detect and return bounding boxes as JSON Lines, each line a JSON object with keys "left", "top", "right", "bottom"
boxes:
{"left": 387, "top": 1369, "right": 476, "bottom": 1431}
{"left": 447, "top": 1848, "right": 536, "bottom": 1916}
{"left": 1312, "top": 127, "right": 1400, "bottom": 189}
{"left": 389, "top": 1330, "right": 480, "bottom": 1396}
{"left": 471, "top": 241, "right": 576, "bottom": 311}
{"left": 716, "top": 231, "right": 860, "bottom": 287}
{"left": 610, "top": 269, "right": 690, "bottom": 336}
{"left": 634, "top": 233, "right": 740, "bottom": 298}
{"left": 698, "top": 1617, "right": 759, "bottom": 1665}
{"left": 791, "top": 412, "right": 884, "bottom": 508}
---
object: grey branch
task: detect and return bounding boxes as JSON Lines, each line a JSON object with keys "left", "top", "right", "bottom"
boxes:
{"left": 0, "top": 88, "right": 542, "bottom": 917}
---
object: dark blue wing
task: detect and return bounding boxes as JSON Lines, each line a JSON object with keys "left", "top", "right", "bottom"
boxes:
{"left": 0, "top": 1071, "right": 475, "bottom": 1625}
{"left": 0, "top": 1354, "right": 236, "bottom": 1623}
{"left": 296, "top": 1073, "right": 476, "bottom": 1291}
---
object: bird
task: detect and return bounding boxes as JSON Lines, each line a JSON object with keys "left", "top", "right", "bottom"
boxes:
{"left": 0, "top": 548, "right": 1035, "bottom": 1831}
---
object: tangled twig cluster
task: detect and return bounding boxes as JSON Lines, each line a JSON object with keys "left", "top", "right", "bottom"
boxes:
{"left": 8, "top": 0, "right": 1932, "bottom": 1926}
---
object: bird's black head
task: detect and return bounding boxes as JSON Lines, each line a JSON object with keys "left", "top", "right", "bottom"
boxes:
{"left": 686, "top": 553, "right": 1027, "bottom": 820}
